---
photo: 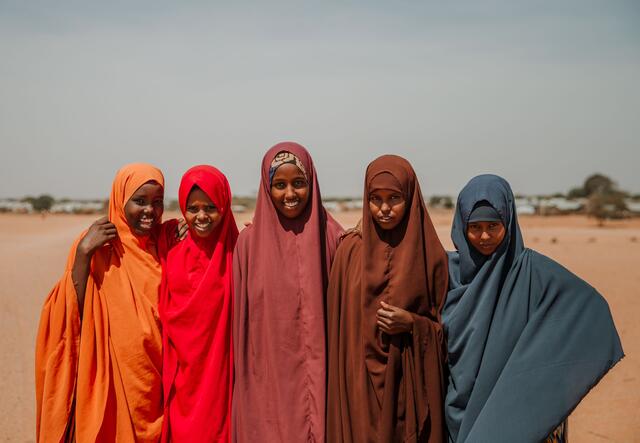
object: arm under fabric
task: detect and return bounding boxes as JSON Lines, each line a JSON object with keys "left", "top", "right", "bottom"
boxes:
{"left": 35, "top": 238, "right": 83, "bottom": 443}
{"left": 462, "top": 250, "right": 623, "bottom": 443}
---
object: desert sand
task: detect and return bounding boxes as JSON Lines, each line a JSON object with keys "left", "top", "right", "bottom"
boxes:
{"left": 1, "top": 210, "right": 638, "bottom": 442}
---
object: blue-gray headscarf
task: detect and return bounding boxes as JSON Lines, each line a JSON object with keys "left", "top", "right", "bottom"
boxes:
{"left": 442, "top": 174, "right": 623, "bottom": 443}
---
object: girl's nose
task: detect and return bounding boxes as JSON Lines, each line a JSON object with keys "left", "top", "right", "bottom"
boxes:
{"left": 285, "top": 186, "right": 296, "bottom": 199}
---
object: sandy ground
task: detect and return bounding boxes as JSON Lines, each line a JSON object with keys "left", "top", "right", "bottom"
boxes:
{"left": 1, "top": 210, "right": 638, "bottom": 442}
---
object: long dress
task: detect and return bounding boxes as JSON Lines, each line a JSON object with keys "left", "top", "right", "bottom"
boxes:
{"left": 326, "top": 155, "right": 449, "bottom": 443}
{"left": 159, "top": 165, "right": 238, "bottom": 442}
{"left": 232, "top": 142, "right": 343, "bottom": 443}
{"left": 442, "top": 174, "right": 624, "bottom": 443}
{"left": 36, "top": 163, "right": 175, "bottom": 442}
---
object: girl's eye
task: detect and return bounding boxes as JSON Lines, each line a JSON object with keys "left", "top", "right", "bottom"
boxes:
{"left": 294, "top": 179, "right": 307, "bottom": 188}
{"left": 273, "top": 182, "right": 285, "bottom": 190}
{"left": 134, "top": 198, "right": 146, "bottom": 205}
{"left": 187, "top": 206, "right": 198, "bottom": 213}
{"left": 207, "top": 205, "right": 218, "bottom": 212}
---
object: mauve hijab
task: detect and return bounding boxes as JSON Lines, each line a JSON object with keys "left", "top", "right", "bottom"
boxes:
{"left": 232, "top": 142, "right": 343, "bottom": 443}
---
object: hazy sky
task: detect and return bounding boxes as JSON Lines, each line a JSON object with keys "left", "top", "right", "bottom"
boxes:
{"left": 1, "top": 0, "right": 639, "bottom": 200}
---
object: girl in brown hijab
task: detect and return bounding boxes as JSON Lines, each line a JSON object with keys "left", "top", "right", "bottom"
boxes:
{"left": 326, "top": 155, "right": 449, "bottom": 443}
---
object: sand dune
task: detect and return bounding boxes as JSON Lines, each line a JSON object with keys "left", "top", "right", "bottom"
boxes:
{"left": 1, "top": 211, "right": 638, "bottom": 442}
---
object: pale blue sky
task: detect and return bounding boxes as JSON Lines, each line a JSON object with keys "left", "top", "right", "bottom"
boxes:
{"left": 1, "top": 0, "right": 639, "bottom": 199}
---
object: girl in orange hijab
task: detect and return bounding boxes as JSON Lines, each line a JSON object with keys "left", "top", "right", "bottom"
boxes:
{"left": 35, "top": 163, "right": 179, "bottom": 443}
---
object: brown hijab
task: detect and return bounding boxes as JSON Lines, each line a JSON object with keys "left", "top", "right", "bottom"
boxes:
{"left": 232, "top": 142, "right": 343, "bottom": 442}
{"left": 327, "top": 155, "right": 449, "bottom": 442}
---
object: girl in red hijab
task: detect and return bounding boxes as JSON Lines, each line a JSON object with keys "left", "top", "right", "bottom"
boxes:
{"left": 232, "top": 142, "right": 343, "bottom": 443}
{"left": 159, "top": 165, "right": 239, "bottom": 442}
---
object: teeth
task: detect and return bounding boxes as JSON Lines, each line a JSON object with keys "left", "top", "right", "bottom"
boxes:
{"left": 284, "top": 201, "right": 299, "bottom": 208}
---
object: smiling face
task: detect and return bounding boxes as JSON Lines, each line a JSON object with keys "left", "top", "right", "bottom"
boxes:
{"left": 184, "top": 186, "right": 222, "bottom": 238}
{"left": 368, "top": 188, "right": 407, "bottom": 230}
{"left": 270, "top": 163, "right": 310, "bottom": 219}
{"left": 124, "top": 181, "right": 164, "bottom": 236}
{"left": 466, "top": 220, "right": 506, "bottom": 255}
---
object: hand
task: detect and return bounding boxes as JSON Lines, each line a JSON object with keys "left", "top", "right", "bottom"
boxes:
{"left": 78, "top": 216, "right": 117, "bottom": 256}
{"left": 176, "top": 218, "right": 188, "bottom": 240}
{"left": 376, "top": 301, "right": 414, "bottom": 335}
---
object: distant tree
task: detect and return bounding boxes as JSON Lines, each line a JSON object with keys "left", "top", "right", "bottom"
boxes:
{"left": 583, "top": 174, "right": 615, "bottom": 196}
{"left": 587, "top": 191, "right": 627, "bottom": 226}
{"left": 580, "top": 174, "right": 627, "bottom": 225}
{"left": 567, "top": 187, "right": 587, "bottom": 199}
{"left": 31, "top": 194, "right": 55, "bottom": 212}
{"left": 550, "top": 192, "right": 565, "bottom": 198}
{"left": 428, "top": 195, "right": 454, "bottom": 209}
{"left": 167, "top": 199, "right": 180, "bottom": 212}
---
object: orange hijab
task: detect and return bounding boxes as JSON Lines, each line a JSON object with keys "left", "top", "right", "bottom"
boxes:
{"left": 35, "top": 163, "right": 171, "bottom": 443}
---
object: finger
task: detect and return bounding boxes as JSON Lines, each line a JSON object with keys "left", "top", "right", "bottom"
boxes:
{"left": 377, "top": 320, "right": 389, "bottom": 331}
{"left": 95, "top": 217, "right": 112, "bottom": 227}
{"left": 376, "top": 309, "right": 391, "bottom": 319}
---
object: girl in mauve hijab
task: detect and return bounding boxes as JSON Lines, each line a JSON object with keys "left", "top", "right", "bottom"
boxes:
{"left": 442, "top": 174, "right": 623, "bottom": 443}
{"left": 326, "top": 154, "right": 449, "bottom": 443}
{"left": 232, "top": 142, "right": 343, "bottom": 443}
{"left": 159, "top": 165, "right": 238, "bottom": 442}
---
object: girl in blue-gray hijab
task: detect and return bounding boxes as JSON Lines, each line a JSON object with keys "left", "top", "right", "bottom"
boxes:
{"left": 442, "top": 174, "right": 623, "bottom": 443}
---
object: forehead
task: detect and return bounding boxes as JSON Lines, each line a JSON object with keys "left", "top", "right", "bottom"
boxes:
{"left": 272, "top": 163, "right": 305, "bottom": 179}
{"left": 369, "top": 188, "right": 403, "bottom": 197}
{"left": 131, "top": 181, "right": 163, "bottom": 197}
{"left": 186, "top": 186, "right": 214, "bottom": 204}
{"left": 467, "top": 220, "right": 503, "bottom": 227}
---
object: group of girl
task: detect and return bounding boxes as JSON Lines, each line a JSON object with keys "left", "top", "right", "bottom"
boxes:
{"left": 35, "top": 142, "right": 623, "bottom": 443}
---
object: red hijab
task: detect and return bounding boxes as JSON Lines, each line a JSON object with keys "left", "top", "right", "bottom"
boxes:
{"left": 159, "top": 165, "right": 238, "bottom": 442}
{"left": 232, "top": 142, "right": 343, "bottom": 443}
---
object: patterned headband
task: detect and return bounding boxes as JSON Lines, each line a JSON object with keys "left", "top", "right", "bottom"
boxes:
{"left": 268, "top": 151, "right": 308, "bottom": 185}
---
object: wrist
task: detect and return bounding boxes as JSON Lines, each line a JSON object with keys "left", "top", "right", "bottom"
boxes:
{"left": 78, "top": 239, "right": 95, "bottom": 258}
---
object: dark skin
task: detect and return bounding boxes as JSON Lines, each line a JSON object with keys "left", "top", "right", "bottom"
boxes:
{"left": 466, "top": 220, "right": 506, "bottom": 255}
{"left": 184, "top": 186, "right": 222, "bottom": 238}
{"left": 270, "top": 163, "right": 310, "bottom": 219}
{"left": 72, "top": 216, "right": 117, "bottom": 319}
{"left": 370, "top": 188, "right": 415, "bottom": 335}
{"left": 71, "top": 181, "right": 188, "bottom": 320}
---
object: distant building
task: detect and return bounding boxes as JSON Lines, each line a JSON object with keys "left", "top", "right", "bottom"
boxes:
{"left": 625, "top": 200, "right": 640, "bottom": 214}
{"left": 50, "top": 201, "right": 104, "bottom": 214}
{"left": 0, "top": 199, "right": 33, "bottom": 213}
{"left": 538, "top": 197, "right": 585, "bottom": 215}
